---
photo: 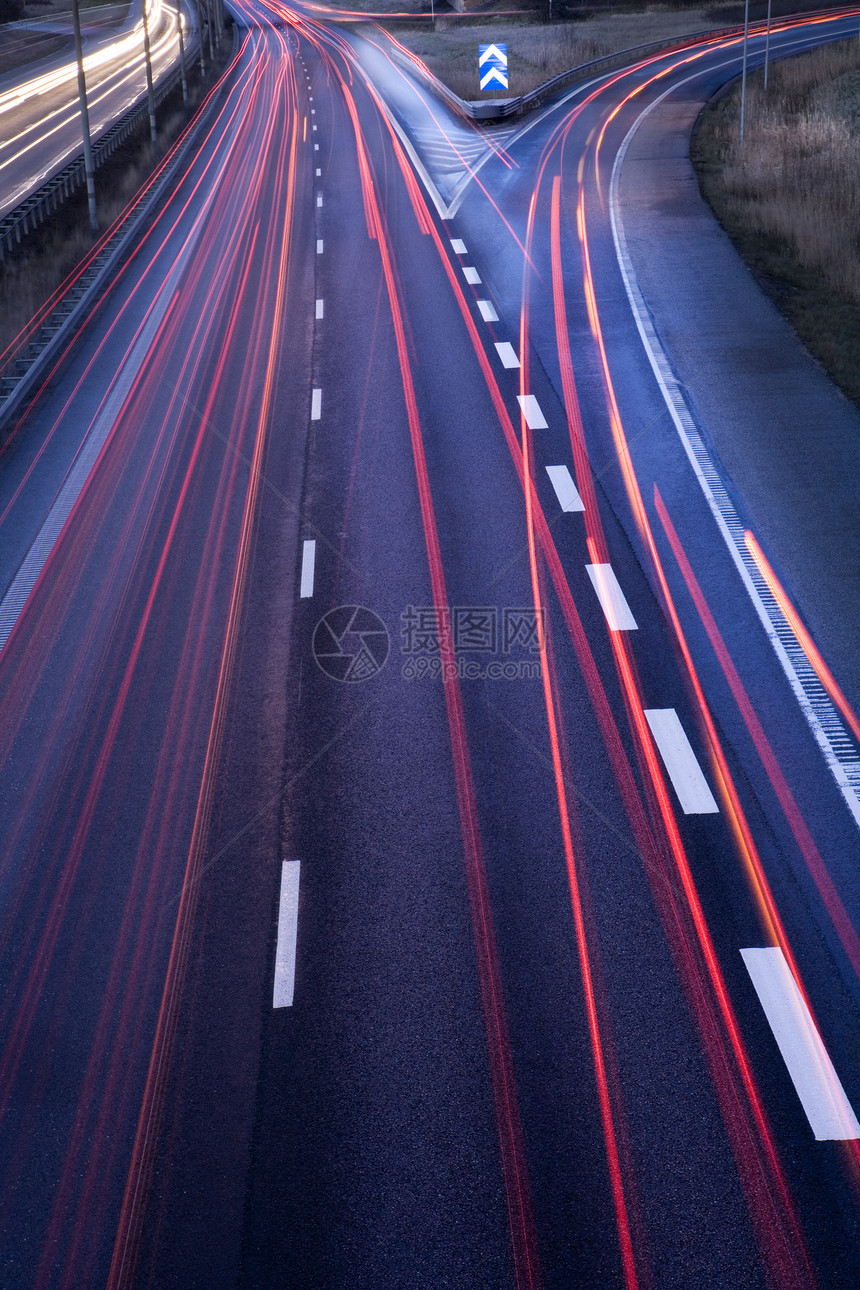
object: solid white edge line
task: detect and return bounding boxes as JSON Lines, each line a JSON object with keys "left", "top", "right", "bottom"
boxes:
{"left": 644, "top": 708, "right": 719, "bottom": 814}
{"left": 516, "top": 393, "right": 548, "bottom": 430}
{"left": 586, "top": 562, "right": 638, "bottom": 631}
{"left": 477, "top": 299, "right": 499, "bottom": 323}
{"left": 545, "top": 464, "right": 584, "bottom": 513}
{"left": 495, "top": 341, "right": 520, "bottom": 369}
{"left": 273, "top": 861, "right": 301, "bottom": 1008}
{"left": 311, "top": 388, "right": 321, "bottom": 420}
{"left": 741, "top": 947, "right": 860, "bottom": 1140}
{"left": 300, "top": 539, "right": 316, "bottom": 598}
{"left": 608, "top": 50, "right": 860, "bottom": 832}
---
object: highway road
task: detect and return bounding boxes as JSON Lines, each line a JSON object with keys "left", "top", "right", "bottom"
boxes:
{"left": 1, "top": 3, "right": 860, "bottom": 1287}
{"left": 0, "top": 0, "right": 189, "bottom": 219}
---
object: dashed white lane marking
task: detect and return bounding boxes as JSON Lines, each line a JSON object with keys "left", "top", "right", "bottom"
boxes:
{"left": 315, "top": 299, "right": 324, "bottom": 320}
{"left": 477, "top": 299, "right": 498, "bottom": 323}
{"left": 312, "top": 124, "right": 317, "bottom": 131}
{"left": 316, "top": 239, "right": 323, "bottom": 254}
{"left": 450, "top": 238, "right": 467, "bottom": 254}
{"left": 644, "top": 708, "right": 719, "bottom": 814}
{"left": 316, "top": 167, "right": 321, "bottom": 176}
{"left": 586, "top": 563, "right": 638, "bottom": 631}
{"left": 311, "top": 388, "right": 322, "bottom": 420}
{"left": 495, "top": 341, "right": 520, "bottom": 369}
{"left": 741, "top": 947, "right": 860, "bottom": 1140}
{"left": 311, "top": 108, "right": 316, "bottom": 114}
{"left": 516, "top": 394, "right": 548, "bottom": 430}
{"left": 545, "top": 464, "right": 584, "bottom": 513}
{"left": 316, "top": 193, "right": 323, "bottom": 207}
{"left": 462, "top": 266, "right": 481, "bottom": 285}
{"left": 314, "top": 143, "right": 319, "bottom": 150}
{"left": 273, "top": 861, "right": 301, "bottom": 1008}
{"left": 300, "top": 539, "right": 316, "bottom": 598}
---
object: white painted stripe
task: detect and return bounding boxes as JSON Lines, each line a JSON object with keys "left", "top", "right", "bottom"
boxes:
{"left": 516, "top": 394, "right": 548, "bottom": 430}
{"left": 312, "top": 124, "right": 317, "bottom": 131}
{"left": 316, "top": 239, "right": 323, "bottom": 254}
{"left": 644, "top": 708, "right": 719, "bottom": 814}
{"left": 462, "top": 266, "right": 481, "bottom": 285}
{"left": 315, "top": 298, "right": 324, "bottom": 319}
{"left": 545, "top": 464, "right": 584, "bottom": 513}
{"left": 316, "top": 193, "right": 323, "bottom": 207}
{"left": 477, "top": 299, "right": 498, "bottom": 323}
{"left": 273, "top": 861, "right": 301, "bottom": 1007}
{"left": 586, "top": 563, "right": 638, "bottom": 631}
{"left": 311, "top": 388, "right": 321, "bottom": 420}
{"left": 495, "top": 341, "right": 520, "bottom": 369}
{"left": 300, "top": 539, "right": 316, "bottom": 598}
{"left": 314, "top": 143, "right": 319, "bottom": 150}
{"left": 450, "top": 238, "right": 467, "bottom": 254}
{"left": 316, "top": 167, "right": 321, "bottom": 176}
{"left": 741, "top": 947, "right": 860, "bottom": 1140}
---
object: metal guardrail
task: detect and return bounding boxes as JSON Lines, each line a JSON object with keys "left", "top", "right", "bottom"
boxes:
{"left": 0, "top": 37, "right": 198, "bottom": 259}
{"left": 386, "top": 3, "right": 859, "bottom": 121}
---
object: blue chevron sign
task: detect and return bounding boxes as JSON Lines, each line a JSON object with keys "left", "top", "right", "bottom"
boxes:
{"left": 479, "top": 43, "right": 508, "bottom": 92}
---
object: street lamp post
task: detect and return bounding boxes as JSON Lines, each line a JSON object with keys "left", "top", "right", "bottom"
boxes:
{"left": 141, "top": 0, "right": 157, "bottom": 144}
{"left": 740, "top": 0, "right": 750, "bottom": 142}
{"left": 194, "top": 0, "right": 206, "bottom": 76}
{"left": 177, "top": 0, "right": 188, "bottom": 106}
{"left": 71, "top": 0, "right": 98, "bottom": 232}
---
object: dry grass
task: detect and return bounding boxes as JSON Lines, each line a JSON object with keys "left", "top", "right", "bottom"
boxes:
{"left": 394, "top": 20, "right": 611, "bottom": 97}
{"left": 693, "top": 38, "right": 860, "bottom": 403}
{"left": 393, "top": 5, "right": 733, "bottom": 99}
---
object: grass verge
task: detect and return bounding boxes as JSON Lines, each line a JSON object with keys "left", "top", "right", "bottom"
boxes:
{"left": 0, "top": 36, "right": 233, "bottom": 378}
{"left": 388, "top": 4, "right": 738, "bottom": 100}
{"left": 692, "top": 36, "right": 860, "bottom": 408}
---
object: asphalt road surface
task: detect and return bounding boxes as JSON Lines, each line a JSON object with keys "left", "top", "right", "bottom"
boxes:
{"left": 1, "top": 4, "right": 860, "bottom": 1288}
